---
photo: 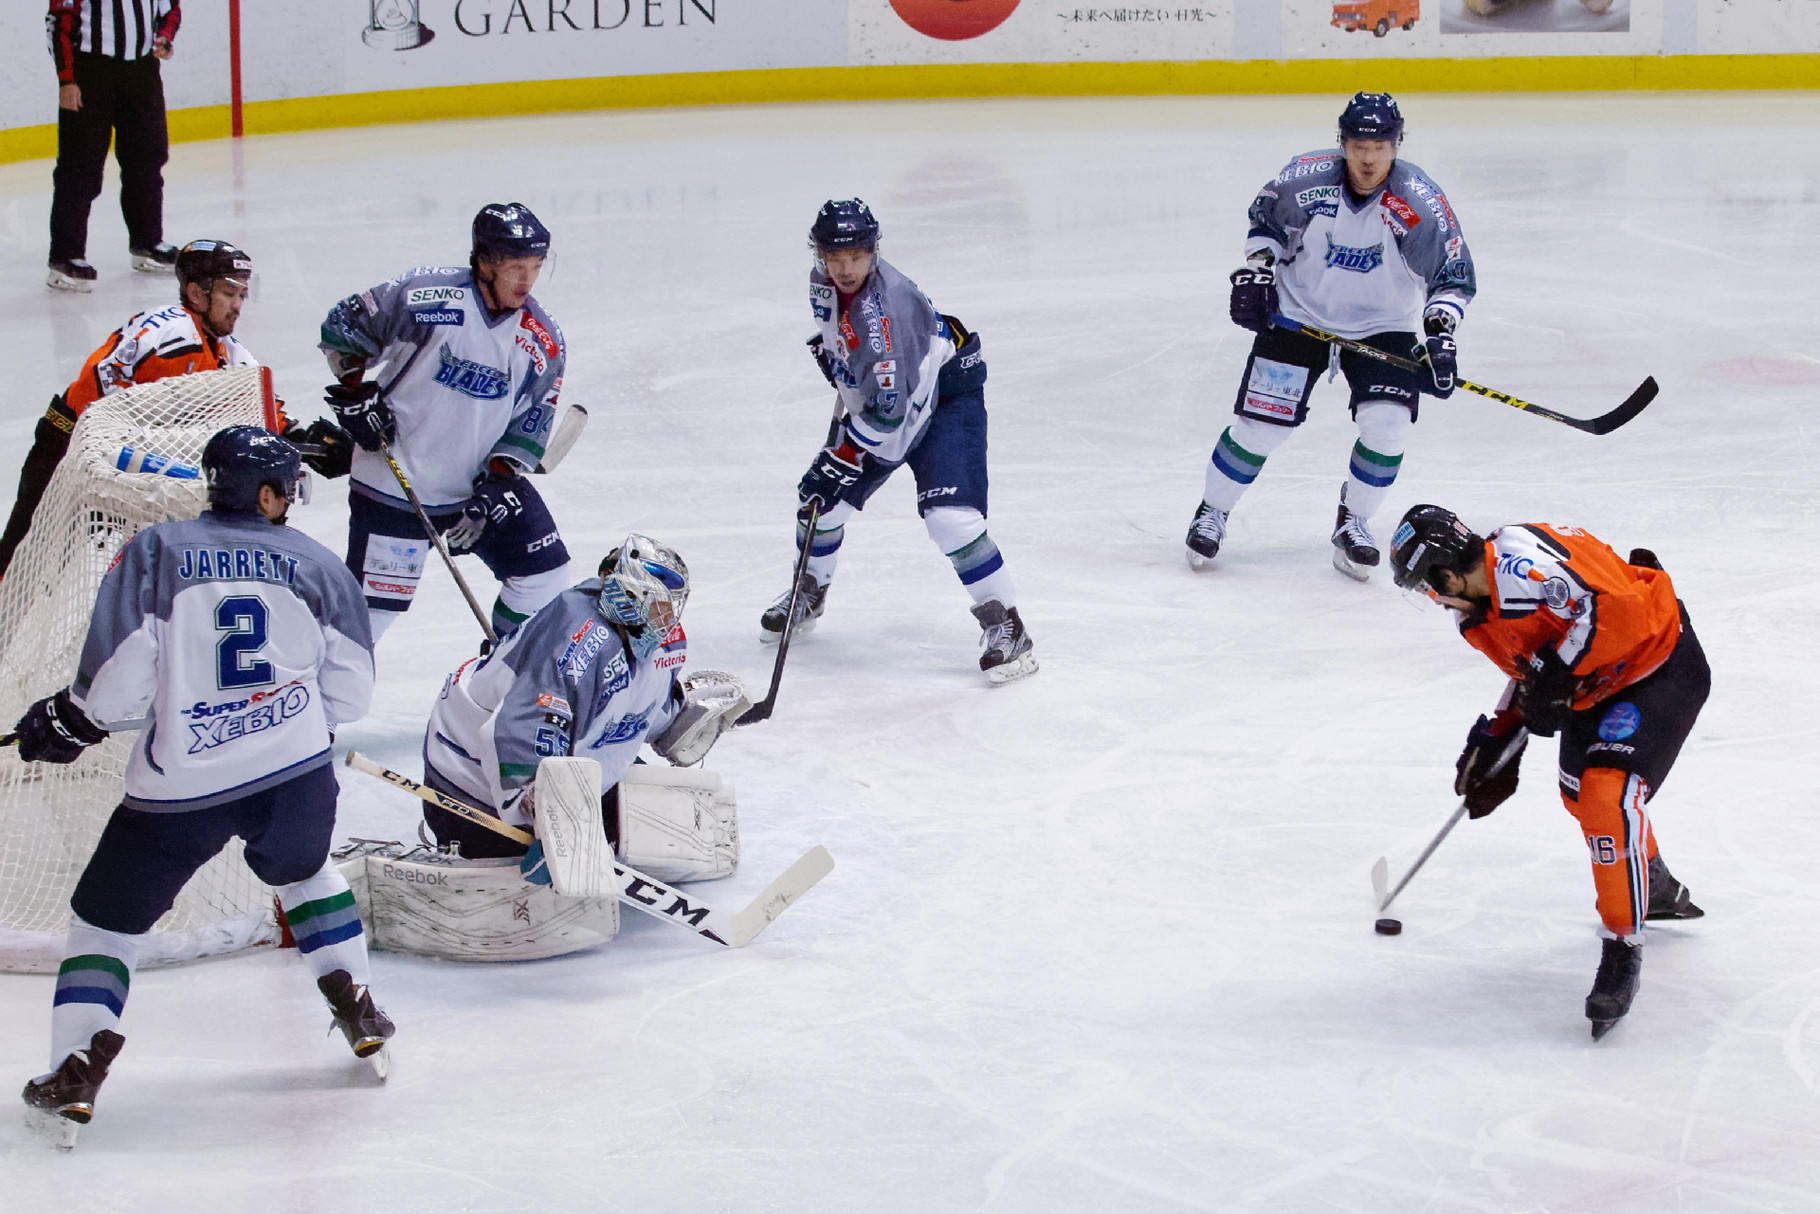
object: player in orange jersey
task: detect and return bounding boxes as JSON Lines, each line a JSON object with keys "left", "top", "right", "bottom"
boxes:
{"left": 1390, "top": 504, "right": 1708, "bottom": 1040}
{"left": 0, "top": 240, "right": 351, "bottom": 578}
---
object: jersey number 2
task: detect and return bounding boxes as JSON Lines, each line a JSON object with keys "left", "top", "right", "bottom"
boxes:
{"left": 216, "top": 595, "right": 273, "bottom": 689}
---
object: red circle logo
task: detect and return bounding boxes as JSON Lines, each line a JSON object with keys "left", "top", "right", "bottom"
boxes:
{"left": 888, "top": 0, "right": 1021, "bottom": 41}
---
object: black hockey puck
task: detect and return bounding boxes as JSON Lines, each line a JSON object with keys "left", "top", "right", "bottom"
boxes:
{"left": 1374, "top": 918, "right": 1402, "bottom": 936}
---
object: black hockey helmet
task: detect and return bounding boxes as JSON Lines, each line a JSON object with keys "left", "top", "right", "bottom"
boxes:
{"left": 203, "top": 425, "right": 307, "bottom": 514}
{"left": 1339, "top": 92, "right": 1404, "bottom": 145}
{"left": 471, "top": 203, "right": 551, "bottom": 264}
{"left": 1390, "top": 504, "right": 1483, "bottom": 593}
{"left": 176, "top": 240, "right": 253, "bottom": 298}
{"left": 809, "top": 199, "right": 880, "bottom": 252}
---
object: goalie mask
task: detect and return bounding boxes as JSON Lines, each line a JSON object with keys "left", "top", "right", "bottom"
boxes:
{"left": 598, "top": 534, "right": 689, "bottom": 658}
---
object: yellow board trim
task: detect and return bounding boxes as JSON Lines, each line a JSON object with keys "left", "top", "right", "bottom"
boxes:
{"left": 4, "top": 55, "right": 1818, "bottom": 166}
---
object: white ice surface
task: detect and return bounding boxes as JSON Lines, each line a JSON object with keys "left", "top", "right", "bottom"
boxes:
{"left": 0, "top": 92, "right": 1817, "bottom": 1211}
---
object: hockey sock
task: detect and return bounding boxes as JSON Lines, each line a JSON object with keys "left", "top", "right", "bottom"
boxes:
{"left": 923, "top": 507, "right": 1016, "bottom": 607}
{"left": 492, "top": 598, "right": 529, "bottom": 638}
{"left": 1566, "top": 768, "right": 1653, "bottom": 938}
{"left": 1342, "top": 399, "right": 1412, "bottom": 519}
{"left": 1202, "top": 418, "right": 1292, "bottom": 513}
{"left": 49, "top": 917, "right": 144, "bottom": 1071}
{"left": 799, "top": 502, "right": 852, "bottom": 587}
{"left": 278, "top": 863, "right": 370, "bottom": 987}
{"left": 498, "top": 565, "right": 571, "bottom": 632}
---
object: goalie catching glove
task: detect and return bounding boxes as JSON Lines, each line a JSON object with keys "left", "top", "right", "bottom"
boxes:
{"left": 651, "top": 670, "right": 751, "bottom": 767}
{"left": 13, "top": 689, "right": 107, "bottom": 764}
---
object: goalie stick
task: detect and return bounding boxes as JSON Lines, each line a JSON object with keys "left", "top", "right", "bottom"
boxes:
{"left": 735, "top": 500, "right": 821, "bottom": 727}
{"left": 343, "top": 750, "right": 833, "bottom": 947}
{"left": 1269, "top": 314, "right": 1657, "bottom": 436}
{"left": 1370, "top": 726, "right": 1529, "bottom": 914}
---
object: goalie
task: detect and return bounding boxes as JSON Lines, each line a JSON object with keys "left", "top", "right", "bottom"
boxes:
{"left": 420, "top": 533, "right": 750, "bottom": 889}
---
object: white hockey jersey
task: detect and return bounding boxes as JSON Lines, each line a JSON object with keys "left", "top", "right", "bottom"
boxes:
{"left": 70, "top": 510, "right": 375, "bottom": 811}
{"left": 318, "top": 267, "right": 565, "bottom": 509}
{"left": 811, "top": 258, "right": 955, "bottom": 466}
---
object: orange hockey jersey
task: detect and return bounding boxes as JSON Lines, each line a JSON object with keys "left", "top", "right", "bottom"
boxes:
{"left": 1455, "top": 524, "right": 1681, "bottom": 710}
{"left": 58, "top": 303, "right": 263, "bottom": 426}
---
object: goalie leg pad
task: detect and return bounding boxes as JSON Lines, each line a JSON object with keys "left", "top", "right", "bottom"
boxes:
{"left": 617, "top": 765, "right": 740, "bottom": 883}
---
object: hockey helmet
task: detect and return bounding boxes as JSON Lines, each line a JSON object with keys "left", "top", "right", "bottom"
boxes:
{"left": 202, "top": 425, "right": 308, "bottom": 515}
{"left": 1338, "top": 92, "right": 1404, "bottom": 145}
{"left": 471, "top": 203, "right": 552, "bottom": 264}
{"left": 598, "top": 534, "right": 689, "bottom": 657}
{"left": 809, "top": 199, "right": 880, "bottom": 252}
{"left": 1390, "top": 504, "right": 1482, "bottom": 593}
{"left": 176, "top": 240, "right": 254, "bottom": 298}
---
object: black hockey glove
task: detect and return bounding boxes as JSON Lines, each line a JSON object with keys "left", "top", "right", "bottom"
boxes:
{"left": 13, "top": 689, "right": 107, "bottom": 765}
{"left": 1416, "top": 310, "right": 1458, "bottom": 398}
{"left": 1228, "top": 263, "right": 1278, "bottom": 334}
{"left": 324, "top": 380, "right": 395, "bottom": 453}
{"left": 798, "top": 439, "right": 866, "bottom": 517}
{"left": 1628, "top": 547, "right": 1662, "bottom": 571}
{"left": 1514, "top": 647, "right": 1578, "bottom": 738}
{"left": 445, "top": 468, "right": 529, "bottom": 553}
{"left": 806, "top": 334, "right": 839, "bottom": 389}
{"left": 283, "top": 418, "right": 355, "bottom": 479}
{"left": 1455, "top": 711, "right": 1528, "bottom": 819}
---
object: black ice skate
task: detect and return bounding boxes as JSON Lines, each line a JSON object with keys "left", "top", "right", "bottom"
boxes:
{"left": 1645, "top": 855, "right": 1705, "bottom": 921}
{"left": 971, "top": 599, "right": 1037, "bottom": 684}
{"left": 318, "top": 970, "right": 395, "bottom": 1077}
{"left": 22, "top": 1028, "right": 125, "bottom": 1146}
{"left": 1185, "top": 503, "right": 1228, "bottom": 570}
{"left": 46, "top": 258, "right": 97, "bottom": 293}
{"left": 759, "top": 576, "right": 828, "bottom": 644}
{"left": 129, "top": 243, "right": 179, "bottom": 274}
{"left": 1585, "top": 936, "right": 1643, "bottom": 1040}
{"left": 1330, "top": 485, "right": 1379, "bottom": 582}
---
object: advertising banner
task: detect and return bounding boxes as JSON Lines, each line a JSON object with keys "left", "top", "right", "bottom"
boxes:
{"left": 850, "top": 0, "right": 1234, "bottom": 64}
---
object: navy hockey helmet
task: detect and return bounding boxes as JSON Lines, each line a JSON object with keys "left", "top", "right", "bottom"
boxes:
{"left": 202, "top": 425, "right": 307, "bottom": 515}
{"left": 471, "top": 203, "right": 552, "bottom": 264}
{"left": 1338, "top": 92, "right": 1404, "bottom": 145}
{"left": 598, "top": 534, "right": 690, "bottom": 657}
{"left": 1390, "top": 504, "right": 1483, "bottom": 593}
{"left": 176, "top": 240, "right": 253, "bottom": 298}
{"left": 809, "top": 199, "right": 880, "bottom": 252}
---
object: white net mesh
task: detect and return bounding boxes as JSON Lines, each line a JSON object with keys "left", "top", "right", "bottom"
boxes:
{"left": 0, "top": 368, "right": 282, "bottom": 972}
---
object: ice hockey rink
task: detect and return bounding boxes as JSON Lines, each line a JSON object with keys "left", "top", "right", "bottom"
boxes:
{"left": 0, "top": 90, "right": 1817, "bottom": 1211}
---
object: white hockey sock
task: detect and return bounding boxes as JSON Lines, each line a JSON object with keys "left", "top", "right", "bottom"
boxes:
{"left": 1343, "top": 399, "right": 1413, "bottom": 520}
{"left": 278, "top": 863, "right": 370, "bottom": 987}
{"left": 1203, "top": 417, "right": 1293, "bottom": 513}
{"left": 497, "top": 563, "right": 571, "bottom": 634}
{"left": 49, "top": 917, "right": 145, "bottom": 1071}
{"left": 924, "top": 507, "right": 1016, "bottom": 608}
{"left": 801, "top": 501, "right": 854, "bottom": 587}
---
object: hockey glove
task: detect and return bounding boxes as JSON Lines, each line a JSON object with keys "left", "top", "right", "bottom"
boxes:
{"left": 651, "top": 670, "right": 752, "bottom": 766}
{"left": 1628, "top": 547, "right": 1662, "bottom": 571}
{"left": 518, "top": 839, "right": 552, "bottom": 887}
{"left": 13, "top": 689, "right": 107, "bottom": 765}
{"left": 283, "top": 418, "right": 355, "bottom": 479}
{"left": 324, "top": 380, "right": 396, "bottom": 453}
{"left": 1228, "top": 263, "right": 1279, "bottom": 334}
{"left": 1455, "top": 711, "right": 1527, "bottom": 819}
{"left": 807, "top": 334, "right": 839, "bottom": 389}
{"left": 444, "top": 468, "right": 529, "bottom": 553}
{"left": 1416, "top": 310, "right": 1458, "bottom": 398}
{"left": 1514, "top": 647, "right": 1578, "bottom": 737}
{"left": 798, "top": 438, "right": 866, "bottom": 517}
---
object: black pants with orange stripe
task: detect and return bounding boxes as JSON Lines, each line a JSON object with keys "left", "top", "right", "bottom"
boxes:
{"left": 1556, "top": 606, "right": 1710, "bottom": 936}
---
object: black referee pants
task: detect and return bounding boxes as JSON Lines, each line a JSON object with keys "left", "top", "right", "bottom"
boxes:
{"left": 50, "top": 51, "right": 168, "bottom": 263}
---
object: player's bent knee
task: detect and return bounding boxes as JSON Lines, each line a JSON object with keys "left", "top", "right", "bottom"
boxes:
{"left": 1228, "top": 414, "right": 1297, "bottom": 456}
{"left": 1355, "top": 397, "right": 1416, "bottom": 447}
{"left": 500, "top": 564, "right": 571, "bottom": 616}
{"left": 616, "top": 765, "right": 739, "bottom": 883}
{"left": 923, "top": 505, "right": 986, "bottom": 552}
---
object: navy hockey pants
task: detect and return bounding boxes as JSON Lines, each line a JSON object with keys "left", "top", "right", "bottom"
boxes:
{"left": 1234, "top": 323, "right": 1429, "bottom": 427}
{"left": 843, "top": 333, "right": 991, "bottom": 519}
{"left": 345, "top": 485, "right": 569, "bottom": 616}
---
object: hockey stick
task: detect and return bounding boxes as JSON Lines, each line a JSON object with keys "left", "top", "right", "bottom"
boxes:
{"left": 1371, "top": 726, "right": 1529, "bottom": 914}
{"left": 343, "top": 750, "right": 833, "bottom": 947}
{"left": 1268, "top": 315, "right": 1657, "bottom": 436}
{"left": 377, "top": 439, "right": 497, "bottom": 647}
{"left": 735, "top": 499, "right": 822, "bottom": 727}
{"left": 534, "top": 404, "right": 588, "bottom": 474}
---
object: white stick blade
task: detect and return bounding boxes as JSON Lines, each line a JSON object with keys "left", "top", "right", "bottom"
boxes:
{"left": 534, "top": 758, "right": 610, "bottom": 898}
{"left": 536, "top": 404, "right": 588, "bottom": 473}
{"left": 1370, "top": 856, "right": 1389, "bottom": 908}
{"left": 730, "top": 845, "right": 834, "bottom": 947}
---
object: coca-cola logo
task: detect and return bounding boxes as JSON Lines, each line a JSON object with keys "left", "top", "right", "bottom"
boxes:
{"left": 889, "top": 0, "right": 1020, "bottom": 41}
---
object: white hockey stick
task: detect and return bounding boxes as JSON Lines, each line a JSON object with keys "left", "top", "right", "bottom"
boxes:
{"left": 343, "top": 751, "right": 833, "bottom": 947}
{"left": 534, "top": 404, "right": 588, "bottom": 474}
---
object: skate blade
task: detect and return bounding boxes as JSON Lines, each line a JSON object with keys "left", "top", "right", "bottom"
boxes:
{"left": 759, "top": 617, "right": 816, "bottom": 646}
{"left": 1186, "top": 547, "right": 1217, "bottom": 571}
{"left": 366, "top": 1045, "right": 390, "bottom": 1082}
{"left": 1330, "top": 546, "right": 1375, "bottom": 582}
{"left": 130, "top": 256, "right": 175, "bottom": 274}
{"left": 22, "top": 1106, "right": 84, "bottom": 1150}
{"left": 1589, "top": 1017, "right": 1622, "bottom": 1041}
{"left": 1645, "top": 901, "right": 1704, "bottom": 922}
{"left": 45, "top": 271, "right": 94, "bottom": 294}
{"left": 985, "top": 653, "right": 1039, "bottom": 685}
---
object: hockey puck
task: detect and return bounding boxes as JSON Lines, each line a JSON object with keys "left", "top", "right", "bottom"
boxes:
{"left": 1374, "top": 918, "right": 1403, "bottom": 936}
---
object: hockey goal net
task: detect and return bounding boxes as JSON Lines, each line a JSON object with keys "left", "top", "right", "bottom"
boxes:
{"left": 0, "top": 367, "right": 282, "bottom": 973}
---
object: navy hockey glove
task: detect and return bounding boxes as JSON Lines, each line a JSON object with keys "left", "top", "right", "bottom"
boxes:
{"left": 324, "top": 380, "right": 395, "bottom": 453}
{"left": 807, "top": 334, "right": 839, "bottom": 389}
{"left": 1455, "top": 711, "right": 1527, "bottom": 819}
{"left": 446, "top": 466, "right": 529, "bottom": 553}
{"left": 12, "top": 689, "right": 106, "bottom": 765}
{"left": 518, "top": 839, "right": 552, "bottom": 887}
{"left": 1514, "top": 647, "right": 1578, "bottom": 738}
{"left": 1416, "top": 310, "right": 1458, "bottom": 398}
{"left": 798, "top": 440, "right": 866, "bottom": 517}
{"left": 283, "top": 418, "right": 354, "bottom": 479}
{"left": 1228, "top": 263, "right": 1278, "bottom": 333}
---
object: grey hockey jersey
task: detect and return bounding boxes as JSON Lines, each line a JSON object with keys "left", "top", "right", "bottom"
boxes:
{"left": 1246, "top": 151, "right": 1476, "bottom": 339}
{"left": 318, "top": 266, "right": 565, "bottom": 509}
{"left": 423, "top": 579, "right": 685, "bottom": 825}
{"left": 811, "top": 258, "right": 956, "bottom": 466}
{"left": 70, "top": 510, "right": 375, "bottom": 811}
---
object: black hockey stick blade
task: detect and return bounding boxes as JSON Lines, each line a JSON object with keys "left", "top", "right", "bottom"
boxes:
{"left": 735, "top": 502, "right": 823, "bottom": 727}
{"left": 1585, "top": 376, "right": 1658, "bottom": 436}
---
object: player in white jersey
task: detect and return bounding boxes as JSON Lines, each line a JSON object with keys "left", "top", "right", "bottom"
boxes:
{"left": 318, "top": 203, "right": 572, "bottom": 642}
{"left": 10, "top": 427, "right": 390, "bottom": 1140}
{"left": 1184, "top": 92, "right": 1477, "bottom": 580}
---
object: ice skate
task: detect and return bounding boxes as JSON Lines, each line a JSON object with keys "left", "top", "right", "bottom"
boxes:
{"left": 22, "top": 1029, "right": 124, "bottom": 1148}
{"left": 318, "top": 970, "right": 395, "bottom": 1077}
{"left": 1185, "top": 502, "right": 1228, "bottom": 570}
{"left": 1330, "top": 485, "right": 1379, "bottom": 581}
{"left": 971, "top": 599, "right": 1037, "bottom": 684}
{"left": 759, "top": 575, "right": 828, "bottom": 644}
{"left": 1645, "top": 855, "right": 1704, "bottom": 921}
{"left": 1585, "top": 936, "right": 1642, "bottom": 1040}
{"left": 130, "top": 243, "right": 179, "bottom": 274}
{"left": 46, "top": 258, "right": 97, "bottom": 293}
